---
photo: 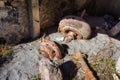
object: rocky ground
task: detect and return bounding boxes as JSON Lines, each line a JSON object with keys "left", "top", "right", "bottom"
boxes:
{"left": 0, "top": 32, "right": 120, "bottom": 80}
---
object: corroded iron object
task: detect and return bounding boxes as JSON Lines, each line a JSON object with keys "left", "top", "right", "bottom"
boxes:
{"left": 58, "top": 16, "right": 91, "bottom": 42}
{"left": 74, "top": 52, "right": 96, "bottom": 80}
{"left": 39, "top": 39, "right": 62, "bottom": 60}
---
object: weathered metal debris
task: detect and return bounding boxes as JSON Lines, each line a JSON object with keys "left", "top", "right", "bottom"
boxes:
{"left": 39, "top": 38, "right": 62, "bottom": 60}
{"left": 58, "top": 16, "right": 91, "bottom": 42}
{"left": 73, "top": 52, "right": 96, "bottom": 80}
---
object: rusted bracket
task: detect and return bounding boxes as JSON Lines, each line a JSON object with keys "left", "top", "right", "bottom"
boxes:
{"left": 28, "top": 0, "right": 40, "bottom": 39}
{"left": 74, "top": 52, "right": 96, "bottom": 80}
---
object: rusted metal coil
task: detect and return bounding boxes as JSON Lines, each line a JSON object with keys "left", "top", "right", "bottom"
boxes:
{"left": 58, "top": 16, "right": 91, "bottom": 42}
{"left": 39, "top": 39, "right": 62, "bottom": 60}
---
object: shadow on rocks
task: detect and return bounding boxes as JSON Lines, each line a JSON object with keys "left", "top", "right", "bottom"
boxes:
{"left": 59, "top": 61, "right": 78, "bottom": 80}
{"left": 0, "top": 53, "right": 13, "bottom": 66}
{"left": 54, "top": 42, "right": 69, "bottom": 58}
{"left": 84, "top": 56, "right": 99, "bottom": 80}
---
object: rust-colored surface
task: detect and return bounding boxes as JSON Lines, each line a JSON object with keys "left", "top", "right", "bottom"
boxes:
{"left": 58, "top": 16, "right": 91, "bottom": 42}
{"left": 39, "top": 39, "right": 62, "bottom": 60}
{"left": 74, "top": 52, "right": 96, "bottom": 80}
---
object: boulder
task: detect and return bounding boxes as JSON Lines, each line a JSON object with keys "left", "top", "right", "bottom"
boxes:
{"left": 0, "top": 33, "right": 120, "bottom": 80}
{"left": 39, "top": 58, "right": 63, "bottom": 80}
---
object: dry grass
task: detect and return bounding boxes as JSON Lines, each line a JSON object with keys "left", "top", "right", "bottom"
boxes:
{"left": 29, "top": 74, "right": 41, "bottom": 80}
{"left": 0, "top": 44, "right": 12, "bottom": 64}
{"left": 91, "top": 57, "right": 116, "bottom": 80}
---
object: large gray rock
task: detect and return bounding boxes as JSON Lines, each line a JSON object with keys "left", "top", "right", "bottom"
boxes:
{"left": 49, "top": 33, "right": 120, "bottom": 59}
{"left": 0, "top": 33, "right": 120, "bottom": 80}
{"left": 0, "top": 42, "right": 41, "bottom": 80}
{"left": 49, "top": 33, "right": 120, "bottom": 77}
{"left": 39, "top": 58, "right": 63, "bottom": 80}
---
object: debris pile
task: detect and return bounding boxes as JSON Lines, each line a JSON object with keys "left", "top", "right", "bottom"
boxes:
{"left": 58, "top": 16, "right": 91, "bottom": 42}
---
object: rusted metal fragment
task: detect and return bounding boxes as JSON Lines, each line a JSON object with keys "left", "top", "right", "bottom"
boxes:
{"left": 58, "top": 16, "right": 91, "bottom": 42}
{"left": 74, "top": 52, "right": 96, "bottom": 80}
{"left": 39, "top": 39, "right": 62, "bottom": 60}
